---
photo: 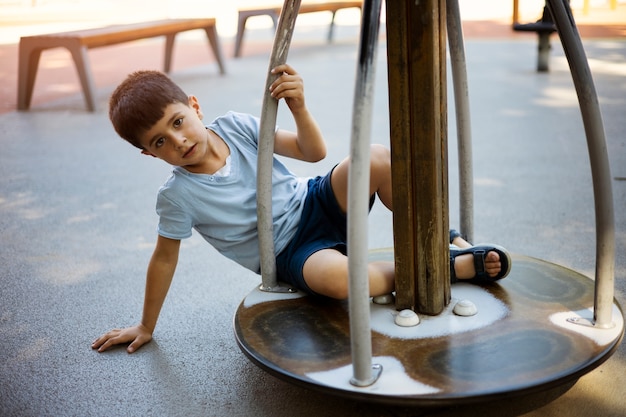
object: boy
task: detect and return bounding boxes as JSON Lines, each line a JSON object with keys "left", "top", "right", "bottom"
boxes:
{"left": 92, "top": 65, "right": 510, "bottom": 354}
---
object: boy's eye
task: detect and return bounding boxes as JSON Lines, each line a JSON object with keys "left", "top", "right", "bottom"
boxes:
{"left": 155, "top": 137, "right": 165, "bottom": 148}
{"left": 173, "top": 118, "right": 183, "bottom": 128}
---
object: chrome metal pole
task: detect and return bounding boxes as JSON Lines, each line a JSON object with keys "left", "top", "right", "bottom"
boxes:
{"left": 348, "top": 0, "right": 383, "bottom": 387}
{"left": 257, "top": 0, "right": 301, "bottom": 292}
{"left": 547, "top": 0, "right": 615, "bottom": 327}
{"left": 446, "top": 0, "right": 474, "bottom": 242}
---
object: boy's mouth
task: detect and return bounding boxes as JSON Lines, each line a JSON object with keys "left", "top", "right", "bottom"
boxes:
{"left": 183, "top": 144, "right": 196, "bottom": 158}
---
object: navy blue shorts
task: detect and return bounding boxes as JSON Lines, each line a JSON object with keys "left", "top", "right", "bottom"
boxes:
{"left": 276, "top": 168, "right": 374, "bottom": 295}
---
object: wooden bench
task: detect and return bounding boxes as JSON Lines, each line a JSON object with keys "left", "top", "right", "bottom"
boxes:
{"left": 18, "top": 18, "right": 226, "bottom": 112}
{"left": 234, "top": 1, "right": 363, "bottom": 58}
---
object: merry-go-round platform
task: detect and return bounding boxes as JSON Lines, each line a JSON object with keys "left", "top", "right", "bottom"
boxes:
{"left": 235, "top": 0, "right": 624, "bottom": 408}
{"left": 234, "top": 251, "right": 624, "bottom": 406}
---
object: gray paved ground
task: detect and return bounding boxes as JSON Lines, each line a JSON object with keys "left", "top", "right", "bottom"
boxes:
{"left": 1, "top": 30, "right": 625, "bottom": 416}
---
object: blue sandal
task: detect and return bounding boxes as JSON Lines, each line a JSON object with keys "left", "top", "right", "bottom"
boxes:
{"left": 450, "top": 244, "right": 512, "bottom": 283}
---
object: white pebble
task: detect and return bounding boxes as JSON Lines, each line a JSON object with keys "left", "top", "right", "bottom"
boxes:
{"left": 394, "top": 309, "right": 420, "bottom": 327}
{"left": 373, "top": 294, "right": 394, "bottom": 305}
{"left": 454, "top": 299, "right": 478, "bottom": 316}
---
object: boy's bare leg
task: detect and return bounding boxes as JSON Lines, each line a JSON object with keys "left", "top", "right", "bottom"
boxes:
{"left": 302, "top": 145, "right": 504, "bottom": 299}
{"left": 299, "top": 144, "right": 394, "bottom": 299}
{"left": 330, "top": 144, "right": 393, "bottom": 212}
{"left": 303, "top": 249, "right": 394, "bottom": 299}
{"left": 302, "top": 244, "right": 502, "bottom": 299}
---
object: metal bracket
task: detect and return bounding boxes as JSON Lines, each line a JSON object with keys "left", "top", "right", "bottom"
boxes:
{"left": 258, "top": 283, "right": 297, "bottom": 293}
{"left": 350, "top": 363, "right": 383, "bottom": 388}
{"left": 567, "top": 316, "right": 616, "bottom": 330}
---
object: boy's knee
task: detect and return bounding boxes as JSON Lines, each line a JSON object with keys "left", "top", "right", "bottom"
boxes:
{"left": 371, "top": 144, "right": 390, "bottom": 159}
{"left": 370, "top": 145, "right": 391, "bottom": 168}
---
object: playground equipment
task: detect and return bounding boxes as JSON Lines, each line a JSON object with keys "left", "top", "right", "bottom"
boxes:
{"left": 234, "top": 0, "right": 624, "bottom": 406}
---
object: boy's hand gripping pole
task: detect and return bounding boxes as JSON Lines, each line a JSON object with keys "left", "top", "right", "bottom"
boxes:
{"left": 257, "top": 0, "right": 301, "bottom": 292}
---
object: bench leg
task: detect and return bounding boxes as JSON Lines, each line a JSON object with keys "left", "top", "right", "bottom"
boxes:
{"left": 68, "top": 43, "right": 97, "bottom": 112}
{"left": 537, "top": 32, "right": 552, "bottom": 72}
{"left": 164, "top": 34, "right": 175, "bottom": 73}
{"left": 328, "top": 11, "right": 338, "bottom": 42}
{"left": 17, "top": 41, "right": 43, "bottom": 111}
{"left": 204, "top": 26, "right": 226, "bottom": 75}
{"left": 234, "top": 12, "right": 279, "bottom": 58}
{"left": 234, "top": 14, "right": 249, "bottom": 58}
{"left": 270, "top": 13, "right": 279, "bottom": 29}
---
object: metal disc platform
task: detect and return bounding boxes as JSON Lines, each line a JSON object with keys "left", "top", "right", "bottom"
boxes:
{"left": 234, "top": 252, "right": 624, "bottom": 406}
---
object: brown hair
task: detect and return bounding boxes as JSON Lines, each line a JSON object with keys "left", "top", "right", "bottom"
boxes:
{"left": 109, "top": 70, "right": 189, "bottom": 149}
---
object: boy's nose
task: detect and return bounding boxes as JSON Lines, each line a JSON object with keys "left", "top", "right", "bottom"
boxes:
{"left": 172, "top": 135, "right": 187, "bottom": 148}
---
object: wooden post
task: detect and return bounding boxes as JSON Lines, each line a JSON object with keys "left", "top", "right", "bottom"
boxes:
{"left": 386, "top": 0, "right": 450, "bottom": 314}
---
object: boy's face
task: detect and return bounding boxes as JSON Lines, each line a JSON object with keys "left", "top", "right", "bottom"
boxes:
{"left": 138, "top": 96, "right": 209, "bottom": 172}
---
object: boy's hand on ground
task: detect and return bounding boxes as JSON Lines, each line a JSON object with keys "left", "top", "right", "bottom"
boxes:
{"left": 269, "top": 64, "right": 305, "bottom": 113}
{"left": 91, "top": 324, "right": 152, "bottom": 354}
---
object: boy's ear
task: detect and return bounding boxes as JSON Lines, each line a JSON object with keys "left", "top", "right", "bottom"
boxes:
{"left": 141, "top": 149, "right": 157, "bottom": 158}
{"left": 188, "top": 95, "right": 203, "bottom": 120}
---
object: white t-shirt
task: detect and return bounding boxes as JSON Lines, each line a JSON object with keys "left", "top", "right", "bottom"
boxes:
{"left": 155, "top": 111, "right": 308, "bottom": 273}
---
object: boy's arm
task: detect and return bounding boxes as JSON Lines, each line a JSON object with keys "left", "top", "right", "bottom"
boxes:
{"left": 92, "top": 235, "right": 180, "bottom": 353}
{"left": 269, "top": 64, "right": 327, "bottom": 163}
